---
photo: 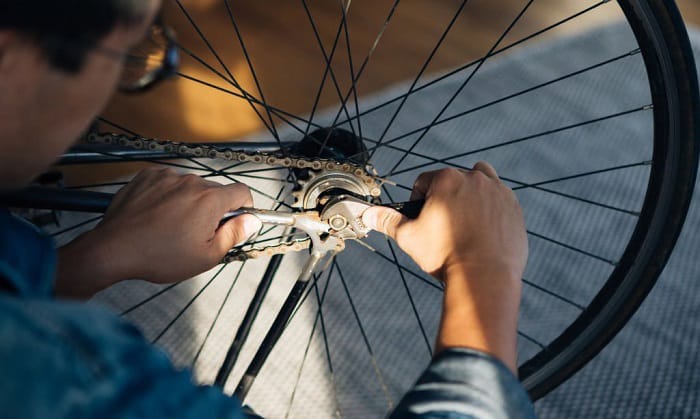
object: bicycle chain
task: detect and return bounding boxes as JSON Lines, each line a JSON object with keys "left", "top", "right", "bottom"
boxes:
{"left": 87, "top": 131, "right": 380, "bottom": 261}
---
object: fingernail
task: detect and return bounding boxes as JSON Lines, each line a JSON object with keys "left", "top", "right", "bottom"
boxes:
{"left": 236, "top": 215, "right": 262, "bottom": 247}
{"left": 362, "top": 207, "right": 380, "bottom": 231}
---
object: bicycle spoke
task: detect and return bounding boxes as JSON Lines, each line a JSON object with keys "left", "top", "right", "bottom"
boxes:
{"left": 172, "top": 0, "right": 280, "bottom": 141}
{"left": 387, "top": 0, "right": 536, "bottom": 174}
{"left": 527, "top": 230, "right": 617, "bottom": 265}
{"left": 364, "top": 53, "right": 617, "bottom": 150}
{"left": 384, "top": 105, "right": 651, "bottom": 177}
{"left": 522, "top": 278, "right": 585, "bottom": 311}
{"left": 518, "top": 330, "right": 546, "bottom": 350}
{"left": 371, "top": 143, "right": 640, "bottom": 216}
{"left": 175, "top": 72, "right": 308, "bottom": 136}
{"left": 334, "top": 260, "right": 393, "bottom": 409}
{"left": 185, "top": 158, "right": 295, "bottom": 210}
{"left": 372, "top": 56, "right": 646, "bottom": 159}
{"left": 191, "top": 262, "right": 247, "bottom": 369}
{"left": 152, "top": 264, "right": 228, "bottom": 344}
{"left": 513, "top": 161, "right": 652, "bottom": 191}
{"left": 223, "top": 0, "right": 280, "bottom": 142}
{"left": 301, "top": 0, "right": 358, "bottom": 137}
{"left": 387, "top": 240, "right": 433, "bottom": 356}
{"left": 121, "top": 283, "right": 182, "bottom": 316}
{"left": 317, "top": 0, "right": 402, "bottom": 156}
{"left": 285, "top": 268, "right": 338, "bottom": 418}
{"left": 371, "top": 0, "right": 468, "bottom": 158}
{"left": 312, "top": 276, "right": 342, "bottom": 418}
{"left": 340, "top": 0, "right": 363, "bottom": 139}
{"left": 337, "top": 1, "right": 612, "bottom": 127}
{"left": 351, "top": 241, "right": 443, "bottom": 291}
{"left": 520, "top": 187, "right": 640, "bottom": 217}
{"left": 175, "top": 42, "right": 276, "bottom": 129}
{"left": 174, "top": 62, "right": 314, "bottom": 133}
{"left": 211, "top": 188, "right": 291, "bottom": 389}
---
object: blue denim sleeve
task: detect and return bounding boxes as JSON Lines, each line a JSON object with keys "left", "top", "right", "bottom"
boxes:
{"left": 0, "top": 295, "right": 247, "bottom": 419}
{"left": 388, "top": 348, "right": 536, "bottom": 419}
{"left": 0, "top": 210, "right": 56, "bottom": 298}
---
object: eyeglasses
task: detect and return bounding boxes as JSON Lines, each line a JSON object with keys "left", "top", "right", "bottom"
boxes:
{"left": 116, "top": 23, "right": 179, "bottom": 93}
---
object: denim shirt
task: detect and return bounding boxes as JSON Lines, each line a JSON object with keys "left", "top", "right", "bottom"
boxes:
{"left": 0, "top": 209, "right": 536, "bottom": 418}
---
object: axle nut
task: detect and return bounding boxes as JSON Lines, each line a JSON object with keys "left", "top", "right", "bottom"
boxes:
{"left": 329, "top": 214, "right": 348, "bottom": 231}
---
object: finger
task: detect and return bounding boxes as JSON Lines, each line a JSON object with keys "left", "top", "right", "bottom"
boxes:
{"left": 212, "top": 214, "right": 262, "bottom": 256}
{"left": 362, "top": 206, "right": 408, "bottom": 239}
{"left": 472, "top": 161, "right": 499, "bottom": 180}
{"left": 410, "top": 170, "right": 440, "bottom": 200}
{"left": 219, "top": 182, "right": 254, "bottom": 211}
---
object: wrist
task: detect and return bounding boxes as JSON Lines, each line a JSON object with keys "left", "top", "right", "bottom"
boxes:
{"left": 436, "top": 262, "right": 523, "bottom": 373}
{"left": 443, "top": 260, "right": 523, "bottom": 287}
{"left": 55, "top": 229, "right": 125, "bottom": 299}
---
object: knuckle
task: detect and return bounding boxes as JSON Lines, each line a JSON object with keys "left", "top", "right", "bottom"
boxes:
{"left": 136, "top": 167, "right": 159, "bottom": 178}
{"left": 182, "top": 173, "right": 201, "bottom": 183}
{"left": 435, "top": 168, "right": 465, "bottom": 189}
{"left": 231, "top": 182, "right": 251, "bottom": 193}
{"left": 157, "top": 167, "right": 177, "bottom": 177}
{"left": 236, "top": 184, "right": 254, "bottom": 201}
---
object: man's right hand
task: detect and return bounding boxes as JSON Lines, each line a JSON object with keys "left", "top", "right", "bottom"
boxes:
{"left": 361, "top": 162, "right": 528, "bottom": 371}
{"left": 362, "top": 162, "right": 527, "bottom": 283}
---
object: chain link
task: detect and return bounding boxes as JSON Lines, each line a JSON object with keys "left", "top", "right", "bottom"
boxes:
{"left": 223, "top": 239, "right": 312, "bottom": 262}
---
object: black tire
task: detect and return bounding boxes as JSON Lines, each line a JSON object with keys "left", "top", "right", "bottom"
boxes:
{"left": 519, "top": 0, "right": 699, "bottom": 399}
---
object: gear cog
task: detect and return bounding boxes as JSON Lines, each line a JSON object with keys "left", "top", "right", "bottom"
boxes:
{"left": 290, "top": 127, "right": 380, "bottom": 210}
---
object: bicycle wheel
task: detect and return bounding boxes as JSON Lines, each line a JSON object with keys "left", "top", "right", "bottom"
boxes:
{"left": 2, "top": 0, "right": 698, "bottom": 417}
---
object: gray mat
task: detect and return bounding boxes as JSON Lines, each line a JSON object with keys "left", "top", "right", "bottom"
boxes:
{"left": 87, "top": 21, "right": 700, "bottom": 419}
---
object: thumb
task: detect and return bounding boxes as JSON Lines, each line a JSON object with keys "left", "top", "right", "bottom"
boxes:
{"left": 213, "top": 214, "right": 262, "bottom": 255}
{"left": 362, "top": 206, "right": 407, "bottom": 239}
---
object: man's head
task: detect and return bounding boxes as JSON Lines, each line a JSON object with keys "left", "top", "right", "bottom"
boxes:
{"left": 0, "top": 0, "right": 161, "bottom": 188}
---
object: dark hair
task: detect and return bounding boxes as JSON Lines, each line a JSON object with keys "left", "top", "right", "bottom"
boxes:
{"left": 0, "top": 1, "right": 150, "bottom": 73}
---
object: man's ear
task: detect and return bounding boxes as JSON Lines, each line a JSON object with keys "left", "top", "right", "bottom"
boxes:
{"left": 0, "top": 31, "right": 46, "bottom": 79}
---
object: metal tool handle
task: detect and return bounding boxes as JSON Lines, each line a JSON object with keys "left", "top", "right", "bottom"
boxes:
{"left": 381, "top": 199, "right": 425, "bottom": 219}
{"left": 221, "top": 207, "right": 297, "bottom": 226}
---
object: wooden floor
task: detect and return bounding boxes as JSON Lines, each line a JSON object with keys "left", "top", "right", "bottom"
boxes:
{"left": 100, "top": 0, "right": 700, "bottom": 143}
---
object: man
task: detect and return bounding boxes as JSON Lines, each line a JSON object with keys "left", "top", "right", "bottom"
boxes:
{"left": 0, "top": 1, "right": 536, "bottom": 417}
